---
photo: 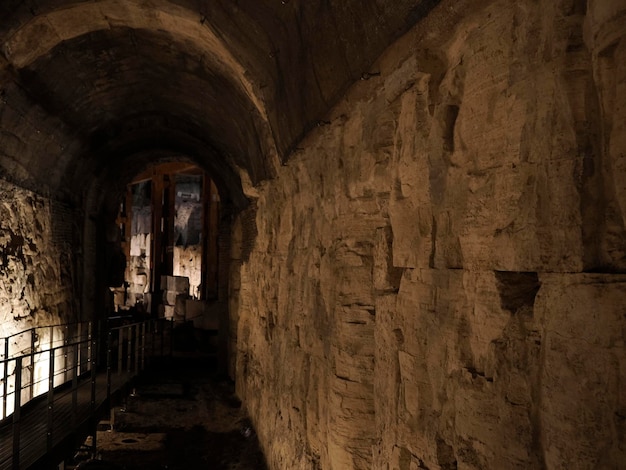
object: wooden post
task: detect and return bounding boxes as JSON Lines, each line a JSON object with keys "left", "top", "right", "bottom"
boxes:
{"left": 206, "top": 179, "right": 220, "bottom": 299}
{"left": 151, "top": 175, "right": 164, "bottom": 316}
{"left": 164, "top": 174, "right": 176, "bottom": 277}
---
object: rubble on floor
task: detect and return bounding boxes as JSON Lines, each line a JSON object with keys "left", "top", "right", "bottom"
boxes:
{"left": 73, "top": 354, "right": 267, "bottom": 470}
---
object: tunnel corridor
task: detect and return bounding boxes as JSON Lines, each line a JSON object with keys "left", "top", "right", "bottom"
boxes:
{"left": 1, "top": 1, "right": 626, "bottom": 469}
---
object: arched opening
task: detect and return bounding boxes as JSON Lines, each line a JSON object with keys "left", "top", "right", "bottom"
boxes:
{"left": 112, "top": 162, "right": 221, "bottom": 313}
{"left": 84, "top": 153, "right": 240, "bottom": 376}
{"left": 107, "top": 161, "right": 223, "bottom": 353}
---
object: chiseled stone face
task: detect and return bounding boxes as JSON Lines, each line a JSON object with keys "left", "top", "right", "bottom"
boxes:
{"left": 0, "top": 181, "right": 76, "bottom": 341}
{"left": 0, "top": 0, "right": 624, "bottom": 468}
{"left": 234, "top": 1, "right": 626, "bottom": 468}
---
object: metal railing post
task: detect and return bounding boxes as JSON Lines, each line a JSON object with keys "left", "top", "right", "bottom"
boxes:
{"left": 3, "top": 341, "right": 8, "bottom": 419}
{"left": 117, "top": 328, "right": 124, "bottom": 374}
{"left": 151, "top": 320, "right": 156, "bottom": 362}
{"left": 12, "top": 357, "right": 22, "bottom": 470}
{"left": 140, "top": 322, "right": 146, "bottom": 371}
{"left": 87, "top": 322, "right": 93, "bottom": 374}
{"left": 64, "top": 325, "right": 70, "bottom": 383}
{"left": 160, "top": 321, "right": 165, "bottom": 357}
{"left": 126, "top": 326, "right": 132, "bottom": 373}
{"left": 72, "top": 343, "right": 79, "bottom": 428}
{"left": 29, "top": 329, "right": 36, "bottom": 400}
{"left": 90, "top": 337, "right": 97, "bottom": 413}
{"left": 0, "top": 319, "right": 170, "bottom": 469}
{"left": 106, "top": 331, "right": 112, "bottom": 405}
{"left": 170, "top": 319, "right": 174, "bottom": 357}
{"left": 134, "top": 324, "right": 140, "bottom": 373}
{"left": 47, "top": 348, "right": 55, "bottom": 451}
{"left": 77, "top": 322, "right": 83, "bottom": 374}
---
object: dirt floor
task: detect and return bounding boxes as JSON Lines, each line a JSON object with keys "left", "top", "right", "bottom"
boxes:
{"left": 73, "top": 353, "right": 267, "bottom": 470}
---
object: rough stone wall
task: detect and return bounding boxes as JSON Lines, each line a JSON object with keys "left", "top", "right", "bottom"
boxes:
{"left": 0, "top": 179, "right": 78, "bottom": 342}
{"left": 234, "top": 1, "right": 626, "bottom": 469}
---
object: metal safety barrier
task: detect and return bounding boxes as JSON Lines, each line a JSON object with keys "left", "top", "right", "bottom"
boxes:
{"left": 0, "top": 318, "right": 173, "bottom": 470}
{"left": 1, "top": 322, "right": 93, "bottom": 421}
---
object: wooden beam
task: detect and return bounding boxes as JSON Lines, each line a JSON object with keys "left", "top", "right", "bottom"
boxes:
{"left": 206, "top": 179, "right": 220, "bottom": 299}
{"left": 150, "top": 175, "right": 164, "bottom": 315}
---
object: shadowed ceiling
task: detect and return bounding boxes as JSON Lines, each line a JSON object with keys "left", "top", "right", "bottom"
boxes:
{"left": 0, "top": 0, "right": 439, "bottom": 208}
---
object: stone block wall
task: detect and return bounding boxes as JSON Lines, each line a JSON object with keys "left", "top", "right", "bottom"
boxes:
{"left": 233, "top": 0, "right": 626, "bottom": 468}
{"left": 0, "top": 179, "right": 78, "bottom": 341}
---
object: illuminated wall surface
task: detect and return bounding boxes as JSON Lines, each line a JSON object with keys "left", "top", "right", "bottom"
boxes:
{"left": 232, "top": 3, "right": 626, "bottom": 469}
{"left": 0, "top": 181, "right": 76, "bottom": 338}
{"left": 124, "top": 171, "right": 206, "bottom": 309}
{"left": 0, "top": 1, "right": 625, "bottom": 469}
{"left": 173, "top": 174, "right": 203, "bottom": 298}
{"left": 0, "top": 325, "right": 90, "bottom": 420}
{"left": 126, "top": 180, "right": 152, "bottom": 307}
{"left": 0, "top": 181, "right": 83, "bottom": 418}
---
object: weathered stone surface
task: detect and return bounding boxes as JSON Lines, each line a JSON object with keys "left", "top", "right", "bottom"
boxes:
{"left": 0, "top": 179, "right": 77, "bottom": 341}
{"left": 0, "top": 0, "right": 624, "bottom": 468}
{"left": 536, "top": 274, "right": 626, "bottom": 469}
{"left": 233, "top": 1, "right": 626, "bottom": 469}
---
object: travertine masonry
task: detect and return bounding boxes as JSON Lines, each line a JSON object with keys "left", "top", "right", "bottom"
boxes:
{"left": 233, "top": 1, "right": 626, "bottom": 468}
{"left": 0, "top": 179, "right": 77, "bottom": 341}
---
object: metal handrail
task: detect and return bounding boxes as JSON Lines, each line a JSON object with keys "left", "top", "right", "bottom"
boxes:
{"left": 0, "top": 322, "right": 93, "bottom": 421}
{"left": 0, "top": 321, "right": 93, "bottom": 361}
{"left": 1, "top": 326, "right": 94, "bottom": 422}
{"left": 4, "top": 337, "right": 94, "bottom": 462}
{"left": 0, "top": 318, "right": 173, "bottom": 470}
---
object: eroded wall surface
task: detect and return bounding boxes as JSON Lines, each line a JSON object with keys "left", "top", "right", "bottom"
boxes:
{"left": 233, "top": 1, "right": 626, "bottom": 468}
{"left": 0, "top": 179, "right": 78, "bottom": 342}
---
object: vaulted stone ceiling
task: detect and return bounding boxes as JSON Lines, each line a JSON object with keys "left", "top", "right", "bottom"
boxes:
{"left": 0, "top": 0, "right": 439, "bottom": 208}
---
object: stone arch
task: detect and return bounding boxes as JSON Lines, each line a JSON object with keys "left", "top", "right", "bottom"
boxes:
{"left": 2, "top": 0, "right": 268, "bottom": 117}
{"left": 0, "top": 0, "right": 285, "bottom": 197}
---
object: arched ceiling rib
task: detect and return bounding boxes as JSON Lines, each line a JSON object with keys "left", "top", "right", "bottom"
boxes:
{"left": 0, "top": 0, "right": 441, "bottom": 207}
{"left": 17, "top": 27, "right": 270, "bottom": 195}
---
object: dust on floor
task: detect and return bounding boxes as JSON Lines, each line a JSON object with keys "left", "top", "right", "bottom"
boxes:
{"left": 80, "top": 354, "right": 267, "bottom": 470}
